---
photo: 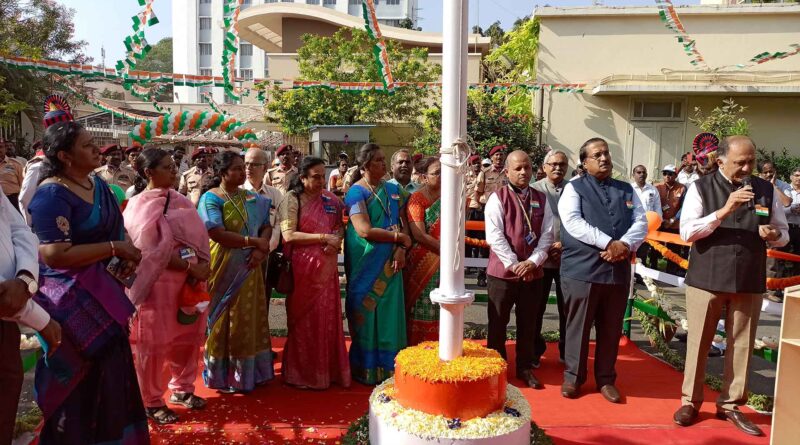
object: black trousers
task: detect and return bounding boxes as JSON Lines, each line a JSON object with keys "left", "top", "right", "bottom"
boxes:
{"left": 487, "top": 276, "right": 544, "bottom": 372}
{"left": 0, "top": 321, "right": 22, "bottom": 445}
{"left": 533, "top": 267, "right": 565, "bottom": 362}
{"left": 561, "top": 278, "right": 629, "bottom": 388}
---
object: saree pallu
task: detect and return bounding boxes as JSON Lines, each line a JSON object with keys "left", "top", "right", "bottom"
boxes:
{"left": 282, "top": 191, "right": 350, "bottom": 389}
{"left": 404, "top": 194, "right": 441, "bottom": 346}
{"left": 199, "top": 190, "right": 274, "bottom": 391}
{"left": 29, "top": 177, "right": 148, "bottom": 444}
{"left": 344, "top": 182, "right": 407, "bottom": 385}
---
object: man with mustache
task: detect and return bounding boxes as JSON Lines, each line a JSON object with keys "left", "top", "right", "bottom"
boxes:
{"left": 558, "top": 138, "right": 647, "bottom": 403}
{"left": 388, "top": 149, "right": 420, "bottom": 193}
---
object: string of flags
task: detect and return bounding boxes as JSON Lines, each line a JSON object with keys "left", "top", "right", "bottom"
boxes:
{"left": 361, "top": 0, "right": 395, "bottom": 93}
{"left": 654, "top": 0, "right": 708, "bottom": 70}
{"left": 221, "top": 0, "right": 245, "bottom": 101}
{"left": 116, "top": 0, "right": 159, "bottom": 75}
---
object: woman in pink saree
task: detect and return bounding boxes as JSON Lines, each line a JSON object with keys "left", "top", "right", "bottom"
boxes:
{"left": 279, "top": 156, "right": 350, "bottom": 389}
{"left": 124, "top": 148, "right": 212, "bottom": 424}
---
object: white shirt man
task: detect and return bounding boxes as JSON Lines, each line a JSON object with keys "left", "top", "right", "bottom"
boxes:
{"left": 631, "top": 165, "right": 663, "bottom": 217}
{"left": 677, "top": 169, "right": 699, "bottom": 187}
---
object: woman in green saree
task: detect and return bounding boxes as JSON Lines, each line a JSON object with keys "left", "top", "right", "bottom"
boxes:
{"left": 198, "top": 152, "right": 274, "bottom": 393}
{"left": 344, "top": 144, "right": 413, "bottom": 385}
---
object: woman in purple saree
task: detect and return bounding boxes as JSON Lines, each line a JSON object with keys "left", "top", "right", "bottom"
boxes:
{"left": 29, "top": 122, "right": 148, "bottom": 444}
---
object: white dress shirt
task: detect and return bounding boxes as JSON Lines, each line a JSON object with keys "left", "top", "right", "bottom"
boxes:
{"left": 680, "top": 172, "right": 789, "bottom": 247}
{"left": 19, "top": 159, "right": 44, "bottom": 226}
{"left": 244, "top": 179, "right": 284, "bottom": 251}
{"left": 0, "top": 189, "right": 47, "bottom": 331}
{"left": 784, "top": 185, "right": 800, "bottom": 226}
{"left": 558, "top": 180, "right": 649, "bottom": 252}
{"left": 632, "top": 182, "right": 663, "bottom": 217}
{"left": 485, "top": 187, "right": 554, "bottom": 269}
{"left": 677, "top": 170, "right": 699, "bottom": 187}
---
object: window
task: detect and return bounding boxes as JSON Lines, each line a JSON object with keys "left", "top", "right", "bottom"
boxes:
{"left": 324, "top": 0, "right": 336, "bottom": 6}
{"left": 349, "top": 0, "right": 360, "bottom": 4}
{"left": 239, "top": 69, "right": 253, "bottom": 81}
{"left": 307, "top": 0, "right": 321, "bottom": 4}
{"left": 200, "top": 68, "right": 213, "bottom": 76}
{"left": 385, "top": 0, "right": 400, "bottom": 4}
{"left": 631, "top": 100, "right": 684, "bottom": 121}
{"left": 199, "top": 17, "right": 211, "bottom": 30}
{"left": 240, "top": 43, "right": 253, "bottom": 56}
{"left": 199, "top": 0, "right": 211, "bottom": 3}
{"left": 264, "top": 53, "right": 270, "bottom": 78}
{"left": 199, "top": 43, "right": 212, "bottom": 55}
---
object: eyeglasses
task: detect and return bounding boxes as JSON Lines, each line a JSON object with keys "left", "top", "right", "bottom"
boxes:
{"left": 545, "top": 162, "right": 567, "bottom": 168}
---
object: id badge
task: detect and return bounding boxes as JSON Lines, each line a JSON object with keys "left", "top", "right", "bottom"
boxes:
{"left": 179, "top": 247, "right": 197, "bottom": 260}
{"left": 524, "top": 232, "right": 536, "bottom": 246}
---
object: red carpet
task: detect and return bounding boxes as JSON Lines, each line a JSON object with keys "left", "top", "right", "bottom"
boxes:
{"left": 145, "top": 337, "right": 771, "bottom": 444}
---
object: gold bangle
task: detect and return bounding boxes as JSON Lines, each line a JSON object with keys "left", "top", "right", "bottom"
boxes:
{"left": 109, "top": 241, "right": 116, "bottom": 257}
{"left": 394, "top": 232, "right": 398, "bottom": 243}
{"left": 244, "top": 236, "right": 249, "bottom": 247}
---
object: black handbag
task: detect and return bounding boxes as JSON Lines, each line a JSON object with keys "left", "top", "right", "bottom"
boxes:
{"left": 267, "top": 193, "right": 298, "bottom": 295}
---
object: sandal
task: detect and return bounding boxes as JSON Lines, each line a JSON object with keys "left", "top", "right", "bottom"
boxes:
{"left": 169, "top": 392, "right": 207, "bottom": 410}
{"left": 146, "top": 406, "right": 179, "bottom": 425}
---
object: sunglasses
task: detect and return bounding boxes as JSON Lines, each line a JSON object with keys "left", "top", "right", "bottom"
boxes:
{"left": 662, "top": 171, "right": 676, "bottom": 176}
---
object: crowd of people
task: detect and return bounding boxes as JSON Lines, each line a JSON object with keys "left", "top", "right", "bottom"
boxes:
{"left": 0, "top": 113, "right": 787, "bottom": 442}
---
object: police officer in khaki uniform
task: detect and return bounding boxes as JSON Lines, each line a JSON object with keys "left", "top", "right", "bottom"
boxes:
{"left": 123, "top": 145, "right": 141, "bottom": 170}
{"left": 0, "top": 141, "right": 24, "bottom": 211}
{"left": 179, "top": 146, "right": 217, "bottom": 207}
{"left": 471, "top": 145, "right": 508, "bottom": 286}
{"left": 95, "top": 144, "right": 136, "bottom": 191}
{"left": 465, "top": 154, "right": 482, "bottom": 208}
{"left": 265, "top": 144, "right": 298, "bottom": 194}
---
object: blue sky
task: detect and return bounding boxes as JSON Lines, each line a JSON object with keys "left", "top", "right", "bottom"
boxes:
{"left": 59, "top": 0, "right": 698, "bottom": 68}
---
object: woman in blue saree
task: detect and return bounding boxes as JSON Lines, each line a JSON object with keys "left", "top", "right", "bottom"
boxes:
{"left": 344, "top": 144, "right": 413, "bottom": 385}
{"left": 198, "top": 151, "right": 274, "bottom": 393}
{"left": 29, "top": 122, "right": 148, "bottom": 444}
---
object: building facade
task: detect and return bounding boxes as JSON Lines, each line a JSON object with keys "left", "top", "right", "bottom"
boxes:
{"left": 172, "top": 0, "right": 418, "bottom": 104}
{"left": 535, "top": 4, "right": 800, "bottom": 178}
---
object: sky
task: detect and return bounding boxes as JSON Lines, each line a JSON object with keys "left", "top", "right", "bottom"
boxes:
{"left": 58, "top": 0, "right": 699, "bottom": 68}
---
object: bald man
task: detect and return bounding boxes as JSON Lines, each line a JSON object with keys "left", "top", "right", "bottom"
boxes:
{"left": 484, "top": 150, "right": 554, "bottom": 389}
{"left": 675, "top": 136, "right": 787, "bottom": 436}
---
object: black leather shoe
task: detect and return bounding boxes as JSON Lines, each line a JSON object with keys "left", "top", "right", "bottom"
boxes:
{"left": 531, "top": 357, "right": 541, "bottom": 369}
{"left": 599, "top": 384, "right": 622, "bottom": 403}
{"left": 716, "top": 409, "right": 764, "bottom": 436}
{"left": 675, "top": 331, "right": 687, "bottom": 343}
{"left": 673, "top": 405, "right": 698, "bottom": 427}
{"left": 708, "top": 346, "right": 725, "bottom": 358}
{"left": 518, "top": 369, "right": 543, "bottom": 389}
{"left": 561, "top": 381, "right": 580, "bottom": 399}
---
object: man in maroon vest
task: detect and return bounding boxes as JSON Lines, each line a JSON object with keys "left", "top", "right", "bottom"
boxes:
{"left": 485, "top": 150, "right": 555, "bottom": 389}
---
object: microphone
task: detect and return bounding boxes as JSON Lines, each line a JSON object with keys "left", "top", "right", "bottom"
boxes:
{"left": 741, "top": 176, "right": 755, "bottom": 211}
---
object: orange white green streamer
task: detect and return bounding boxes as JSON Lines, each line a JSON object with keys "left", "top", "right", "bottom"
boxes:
{"left": 361, "top": 0, "right": 395, "bottom": 93}
{"left": 655, "top": 0, "right": 707, "bottom": 70}
{"left": 221, "top": 0, "right": 244, "bottom": 101}
{"left": 129, "top": 110, "right": 257, "bottom": 145}
{"left": 117, "top": 0, "right": 159, "bottom": 75}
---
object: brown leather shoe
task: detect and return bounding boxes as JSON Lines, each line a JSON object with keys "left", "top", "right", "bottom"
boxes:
{"left": 518, "top": 369, "right": 543, "bottom": 389}
{"left": 561, "top": 381, "right": 580, "bottom": 399}
{"left": 716, "top": 409, "right": 764, "bottom": 436}
{"left": 599, "top": 384, "right": 622, "bottom": 403}
{"left": 673, "top": 405, "right": 699, "bottom": 427}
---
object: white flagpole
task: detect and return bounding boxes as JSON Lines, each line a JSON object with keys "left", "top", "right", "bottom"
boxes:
{"left": 431, "top": 0, "right": 473, "bottom": 361}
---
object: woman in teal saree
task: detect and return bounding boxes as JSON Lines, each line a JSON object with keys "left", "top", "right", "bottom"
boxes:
{"left": 344, "top": 144, "right": 413, "bottom": 385}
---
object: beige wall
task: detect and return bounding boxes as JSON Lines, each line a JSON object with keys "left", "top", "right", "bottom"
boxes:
{"left": 540, "top": 93, "right": 800, "bottom": 178}
{"left": 537, "top": 7, "right": 800, "bottom": 83}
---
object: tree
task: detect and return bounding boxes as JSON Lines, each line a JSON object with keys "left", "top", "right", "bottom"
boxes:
{"left": 100, "top": 88, "right": 125, "bottom": 101}
{"left": 484, "top": 21, "right": 505, "bottom": 49}
{"left": 132, "top": 37, "right": 173, "bottom": 102}
{"left": 689, "top": 98, "right": 749, "bottom": 138}
{"left": 397, "top": 18, "right": 417, "bottom": 30}
{"left": 263, "top": 28, "right": 441, "bottom": 135}
{"left": 0, "top": 0, "right": 87, "bottom": 128}
{"left": 414, "top": 89, "right": 543, "bottom": 162}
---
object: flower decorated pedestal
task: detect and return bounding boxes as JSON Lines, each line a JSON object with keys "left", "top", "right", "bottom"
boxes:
{"left": 368, "top": 341, "right": 531, "bottom": 445}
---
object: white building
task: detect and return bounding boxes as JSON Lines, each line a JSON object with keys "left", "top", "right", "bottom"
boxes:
{"left": 172, "top": 0, "right": 418, "bottom": 104}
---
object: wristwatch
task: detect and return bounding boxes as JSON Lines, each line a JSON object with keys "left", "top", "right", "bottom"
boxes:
{"left": 16, "top": 272, "right": 38, "bottom": 296}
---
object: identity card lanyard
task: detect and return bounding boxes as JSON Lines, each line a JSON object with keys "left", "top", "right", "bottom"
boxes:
{"left": 509, "top": 185, "right": 536, "bottom": 246}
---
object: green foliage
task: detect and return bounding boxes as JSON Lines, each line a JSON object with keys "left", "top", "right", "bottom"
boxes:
{"left": 413, "top": 89, "right": 542, "bottom": 160}
{"left": 0, "top": 0, "right": 87, "bottom": 127}
{"left": 757, "top": 147, "right": 800, "bottom": 181}
{"left": 397, "top": 18, "right": 418, "bottom": 31}
{"left": 689, "top": 98, "right": 749, "bottom": 138}
{"left": 134, "top": 38, "right": 174, "bottom": 102}
{"left": 14, "top": 406, "right": 42, "bottom": 439}
{"left": 485, "top": 17, "right": 539, "bottom": 83}
{"left": 263, "top": 29, "right": 441, "bottom": 135}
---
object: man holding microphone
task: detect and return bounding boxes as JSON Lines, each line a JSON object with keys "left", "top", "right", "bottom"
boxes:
{"left": 674, "top": 136, "right": 787, "bottom": 436}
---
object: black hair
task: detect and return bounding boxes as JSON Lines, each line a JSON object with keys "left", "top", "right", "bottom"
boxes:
{"left": 288, "top": 156, "right": 326, "bottom": 195}
{"left": 351, "top": 143, "right": 382, "bottom": 184}
{"left": 417, "top": 156, "right": 440, "bottom": 175}
{"left": 579, "top": 137, "right": 608, "bottom": 163}
{"left": 203, "top": 151, "right": 242, "bottom": 194}
{"left": 38, "top": 121, "right": 85, "bottom": 184}
{"left": 757, "top": 159, "right": 774, "bottom": 172}
{"left": 133, "top": 148, "right": 171, "bottom": 196}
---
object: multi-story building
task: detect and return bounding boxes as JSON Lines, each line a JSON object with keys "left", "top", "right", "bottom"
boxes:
{"left": 173, "top": 0, "right": 418, "bottom": 104}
